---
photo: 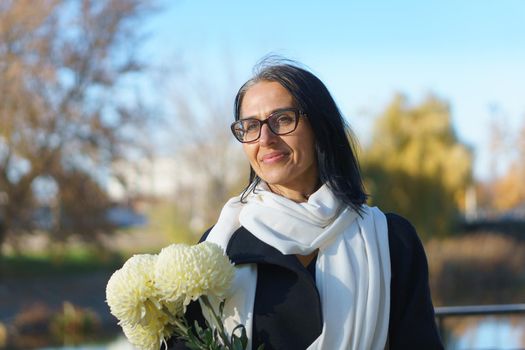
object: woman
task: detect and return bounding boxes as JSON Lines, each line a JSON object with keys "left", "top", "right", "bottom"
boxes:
{"left": 170, "top": 60, "right": 443, "bottom": 350}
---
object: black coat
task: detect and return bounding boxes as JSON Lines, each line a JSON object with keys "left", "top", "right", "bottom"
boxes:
{"left": 168, "top": 213, "right": 444, "bottom": 350}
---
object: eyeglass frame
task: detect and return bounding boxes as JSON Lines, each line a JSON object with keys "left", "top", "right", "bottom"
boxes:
{"left": 230, "top": 107, "right": 306, "bottom": 143}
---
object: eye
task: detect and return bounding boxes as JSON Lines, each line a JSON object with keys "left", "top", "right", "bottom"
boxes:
{"left": 273, "top": 112, "right": 295, "bottom": 126}
{"left": 271, "top": 111, "right": 295, "bottom": 130}
{"left": 243, "top": 120, "right": 260, "bottom": 133}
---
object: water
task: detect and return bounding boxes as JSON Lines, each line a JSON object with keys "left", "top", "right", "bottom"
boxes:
{"left": 446, "top": 316, "right": 525, "bottom": 350}
{"left": 37, "top": 316, "right": 525, "bottom": 350}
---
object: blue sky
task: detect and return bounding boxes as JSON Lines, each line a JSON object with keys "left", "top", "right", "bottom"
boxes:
{"left": 142, "top": 0, "right": 525, "bottom": 180}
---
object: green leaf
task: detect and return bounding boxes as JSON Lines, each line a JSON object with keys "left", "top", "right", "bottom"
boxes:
{"left": 193, "top": 320, "right": 204, "bottom": 335}
{"left": 204, "top": 328, "right": 214, "bottom": 344}
{"left": 230, "top": 324, "right": 248, "bottom": 350}
{"left": 231, "top": 336, "right": 244, "bottom": 350}
{"left": 219, "top": 299, "right": 226, "bottom": 316}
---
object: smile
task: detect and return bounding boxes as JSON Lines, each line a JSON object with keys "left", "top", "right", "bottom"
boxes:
{"left": 261, "top": 151, "right": 288, "bottom": 164}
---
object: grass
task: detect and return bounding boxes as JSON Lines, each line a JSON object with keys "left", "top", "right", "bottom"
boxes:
{"left": 0, "top": 248, "right": 125, "bottom": 277}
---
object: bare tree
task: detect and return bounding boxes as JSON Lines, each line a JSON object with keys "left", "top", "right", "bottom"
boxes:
{"left": 0, "top": 0, "right": 155, "bottom": 255}
{"left": 166, "top": 57, "right": 247, "bottom": 235}
{"left": 486, "top": 115, "right": 525, "bottom": 212}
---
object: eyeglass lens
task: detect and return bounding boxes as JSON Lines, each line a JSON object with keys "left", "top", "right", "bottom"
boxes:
{"left": 232, "top": 110, "right": 299, "bottom": 142}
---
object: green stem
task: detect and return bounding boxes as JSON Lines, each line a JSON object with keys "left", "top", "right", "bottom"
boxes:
{"left": 201, "top": 295, "right": 232, "bottom": 348}
{"left": 171, "top": 316, "right": 190, "bottom": 337}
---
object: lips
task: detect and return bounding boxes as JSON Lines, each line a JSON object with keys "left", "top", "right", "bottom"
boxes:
{"left": 260, "top": 151, "right": 288, "bottom": 164}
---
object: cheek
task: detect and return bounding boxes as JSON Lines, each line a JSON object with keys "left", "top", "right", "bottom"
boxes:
{"left": 300, "top": 135, "right": 317, "bottom": 165}
{"left": 242, "top": 144, "right": 258, "bottom": 167}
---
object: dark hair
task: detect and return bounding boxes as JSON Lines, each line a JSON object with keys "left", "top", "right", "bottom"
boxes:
{"left": 234, "top": 58, "right": 367, "bottom": 211}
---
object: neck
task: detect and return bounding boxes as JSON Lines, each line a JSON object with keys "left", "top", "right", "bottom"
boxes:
{"left": 268, "top": 180, "right": 320, "bottom": 203}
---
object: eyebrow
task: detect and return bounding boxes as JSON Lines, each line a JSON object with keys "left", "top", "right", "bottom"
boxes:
{"left": 240, "top": 107, "right": 296, "bottom": 120}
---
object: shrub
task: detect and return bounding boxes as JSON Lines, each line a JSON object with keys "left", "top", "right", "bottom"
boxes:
{"left": 426, "top": 233, "right": 525, "bottom": 306}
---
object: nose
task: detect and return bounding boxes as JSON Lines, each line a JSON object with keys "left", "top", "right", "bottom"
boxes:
{"left": 258, "top": 123, "right": 277, "bottom": 146}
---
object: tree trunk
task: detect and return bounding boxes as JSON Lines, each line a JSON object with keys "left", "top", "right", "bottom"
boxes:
{"left": 0, "top": 218, "right": 6, "bottom": 276}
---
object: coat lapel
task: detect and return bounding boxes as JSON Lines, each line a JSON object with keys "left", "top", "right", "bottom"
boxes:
{"left": 226, "top": 226, "right": 323, "bottom": 350}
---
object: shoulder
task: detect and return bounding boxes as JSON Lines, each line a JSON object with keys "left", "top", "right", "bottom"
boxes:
{"left": 384, "top": 212, "right": 430, "bottom": 308}
{"left": 385, "top": 213, "right": 418, "bottom": 241}
{"left": 384, "top": 212, "right": 431, "bottom": 293}
{"left": 385, "top": 212, "right": 425, "bottom": 262}
{"left": 384, "top": 213, "right": 443, "bottom": 348}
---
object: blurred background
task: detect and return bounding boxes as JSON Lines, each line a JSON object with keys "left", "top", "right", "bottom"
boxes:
{"left": 0, "top": 0, "right": 524, "bottom": 349}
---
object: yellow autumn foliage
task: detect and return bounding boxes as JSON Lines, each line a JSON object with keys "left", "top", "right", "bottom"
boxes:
{"left": 362, "top": 94, "right": 473, "bottom": 239}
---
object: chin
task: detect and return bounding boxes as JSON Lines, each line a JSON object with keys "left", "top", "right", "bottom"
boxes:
{"left": 260, "top": 174, "right": 292, "bottom": 187}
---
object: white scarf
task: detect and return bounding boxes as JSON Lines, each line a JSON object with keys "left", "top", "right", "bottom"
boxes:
{"left": 204, "top": 184, "right": 391, "bottom": 350}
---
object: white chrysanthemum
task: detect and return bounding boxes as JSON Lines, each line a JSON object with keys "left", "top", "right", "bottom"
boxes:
{"left": 121, "top": 319, "right": 173, "bottom": 350}
{"left": 106, "top": 254, "right": 165, "bottom": 326}
{"left": 155, "top": 242, "right": 235, "bottom": 306}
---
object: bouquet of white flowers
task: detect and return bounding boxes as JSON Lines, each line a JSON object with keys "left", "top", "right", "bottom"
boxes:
{"left": 106, "top": 242, "right": 258, "bottom": 350}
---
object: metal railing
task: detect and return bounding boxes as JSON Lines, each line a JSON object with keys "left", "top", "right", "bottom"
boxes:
{"left": 435, "top": 303, "right": 525, "bottom": 336}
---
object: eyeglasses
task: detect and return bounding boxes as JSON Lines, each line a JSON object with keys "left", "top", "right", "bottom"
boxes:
{"left": 230, "top": 108, "right": 305, "bottom": 143}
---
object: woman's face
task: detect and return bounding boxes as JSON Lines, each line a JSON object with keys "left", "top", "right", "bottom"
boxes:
{"left": 240, "top": 81, "right": 318, "bottom": 197}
